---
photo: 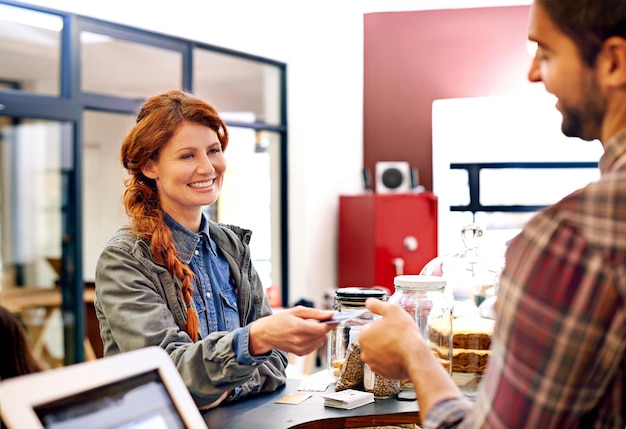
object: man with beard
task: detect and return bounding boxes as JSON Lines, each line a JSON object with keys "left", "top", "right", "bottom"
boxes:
{"left": 359, "top": 0, "right": 626, "bottom": 427}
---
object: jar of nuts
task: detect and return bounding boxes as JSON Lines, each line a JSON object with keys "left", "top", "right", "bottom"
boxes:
{"left": 327, "top": 288, "right": 387, "bottom": 385}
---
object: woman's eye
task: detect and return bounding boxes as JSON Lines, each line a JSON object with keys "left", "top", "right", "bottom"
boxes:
{"left": 181, "top": 153, "right": 193, "bottom": 159}
{"left": 209, "top": 147, "right": 222, "bottom": 154}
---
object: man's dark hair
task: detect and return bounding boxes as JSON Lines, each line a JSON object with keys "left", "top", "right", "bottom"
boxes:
{"left": 539, "top": 0, "right": 626, "bottom": 66}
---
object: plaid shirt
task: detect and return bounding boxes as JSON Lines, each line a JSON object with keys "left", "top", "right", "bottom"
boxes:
{"left": 425, "top": 130, "right": 626, "bottom": 429}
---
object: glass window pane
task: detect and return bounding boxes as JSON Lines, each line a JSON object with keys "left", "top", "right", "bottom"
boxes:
{"left": 0, "top": 4, "right": 62, "bottom": 96}
{"left": 480, "top": 168, "right": 600, "bottom": 206}
{"left": 82, "top": 110, "right": 135, "bottom": 281}
{"left": 215, "top": 127, "right": 281, "bottom": 289}
{"left": 1, "top": 116, "right": 71, "bottom": 368}
{"left": 193, "top": 48, "right": 282, "bottom": 125}
{"left": 81, "top": 31, "right": 182, "bottom": 99}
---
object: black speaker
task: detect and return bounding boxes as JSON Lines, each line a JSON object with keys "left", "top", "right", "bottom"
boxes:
{"left": 375, "top": 161, "right": 412, "bottom": 194}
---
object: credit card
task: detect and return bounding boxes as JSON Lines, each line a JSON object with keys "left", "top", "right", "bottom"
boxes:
{"left": 319, "top": 309, "right": 369, "bottom": 324}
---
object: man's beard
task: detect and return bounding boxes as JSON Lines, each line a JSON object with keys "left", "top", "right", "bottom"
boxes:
{"left": 560, "top": 78, "right": 606, "bottom": 142}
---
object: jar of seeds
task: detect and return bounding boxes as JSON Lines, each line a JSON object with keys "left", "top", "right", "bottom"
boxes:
{"left": 363, "top": 362, "right": 401, "bottom": 399}
{"left": 327, "top": 287, "right": 386, "bottom": 382}
{"left": 328, "top": 287, "right": 400, "bottom": 397}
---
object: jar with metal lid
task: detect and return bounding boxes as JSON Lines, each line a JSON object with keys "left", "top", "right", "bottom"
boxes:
{"left": 327, "top": 287, "right": 396, "bottom": 394}
{"left": 327, "top": 287, "right": 401, "bottom": 398}
{"left": 388, "top": 275, "right": 453, "bottom": 391}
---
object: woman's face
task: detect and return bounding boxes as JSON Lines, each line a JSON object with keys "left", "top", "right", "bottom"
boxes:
{"left": 141, "top": 121, "right": 226, "bottom": 228}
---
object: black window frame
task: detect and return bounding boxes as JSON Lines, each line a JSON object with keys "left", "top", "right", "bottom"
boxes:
{"left": 0, "top": 0, "right": 288, "bottom": 363}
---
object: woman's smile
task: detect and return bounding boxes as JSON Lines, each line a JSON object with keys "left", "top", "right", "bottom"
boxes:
{"left": 189, "top": 179, "right": 215, "bottom": 189}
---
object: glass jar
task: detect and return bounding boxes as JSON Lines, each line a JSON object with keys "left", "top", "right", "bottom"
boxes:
{"left": 363, "top": 362, "right": 401, "bottom": 399}
{"left": 327, "top": 287, "right": 386, "bottom": 385}
{"left": 420, "top": 226, "right": 502, "bottom": 398}
{"left": 327, "top": 287, "right": 402, "bottom": 398}
{"left": 388, "top": 275, "right": 453, "bottom": 391}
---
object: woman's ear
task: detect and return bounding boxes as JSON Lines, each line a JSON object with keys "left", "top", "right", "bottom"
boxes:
{"left": 598, "top": 36, "right": 626, "bottom": 89}
{"left": 141, "top": 160, "right": 158, "bottom": 180}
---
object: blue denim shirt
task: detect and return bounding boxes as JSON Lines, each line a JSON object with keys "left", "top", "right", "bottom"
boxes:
{"left": 164, "top": 213, "right": 241, "bottom": 338}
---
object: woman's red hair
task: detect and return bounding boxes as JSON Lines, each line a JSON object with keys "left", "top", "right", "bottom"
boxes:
{"left": 120, "top": 90, "right": 229, "bottom": 342}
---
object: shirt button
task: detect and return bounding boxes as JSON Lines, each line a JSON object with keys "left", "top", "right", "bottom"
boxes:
{"left": 194, "top": 250, "right": 199, "bottom": 255}
{"left": 206, "top": 292, "right": 211, "bottom": 298}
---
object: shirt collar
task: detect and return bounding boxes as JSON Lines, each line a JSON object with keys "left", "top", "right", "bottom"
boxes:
{"left": 599, "top": 128, "right": 626, "bottom": 173}
{"left": 164, "top": 211, "right": 214, "bottom": 264}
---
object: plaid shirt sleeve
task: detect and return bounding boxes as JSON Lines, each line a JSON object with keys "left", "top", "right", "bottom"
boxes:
{"left": 424, "top": 167, "right": 626, "bottom": 428}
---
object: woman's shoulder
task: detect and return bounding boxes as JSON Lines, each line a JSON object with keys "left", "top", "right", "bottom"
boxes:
{"left": 208, "top": 220, "right": 252, "bottom": 243}
{"left": 103, "top": 226, "right": 150, "bottom": 253}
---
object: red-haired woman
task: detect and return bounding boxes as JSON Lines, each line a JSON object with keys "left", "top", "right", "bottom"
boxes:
{"left": 94, "top": 90, "right": 334, "bottom": 410}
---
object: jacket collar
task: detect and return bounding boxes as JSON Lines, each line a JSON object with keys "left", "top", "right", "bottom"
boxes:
{"left": 164, "top": 211, "right": 216, "bottom": 264}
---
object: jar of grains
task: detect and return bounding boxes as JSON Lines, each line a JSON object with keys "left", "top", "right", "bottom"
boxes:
{"left": 327, "top": 287, "right": 386, "bottom": 381}
{"left": 327, "top": 287, "right": 400, "bottom": 398}
{"left": 363, "top": 362, "right": 401, "bottom": 399}
{"left": 388, "top": 275, "right": 453, "bottom": 391}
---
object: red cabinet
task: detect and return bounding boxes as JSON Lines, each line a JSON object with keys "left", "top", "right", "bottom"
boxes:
{"left": 338, "top": 193, "right": 438, "bottom": 295}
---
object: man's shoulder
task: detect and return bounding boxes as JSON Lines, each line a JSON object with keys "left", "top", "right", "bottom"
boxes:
{"left": 538, "top": 174, "right": 626, "bottom": 249}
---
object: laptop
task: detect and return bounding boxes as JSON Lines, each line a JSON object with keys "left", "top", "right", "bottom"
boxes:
{"left": 0, "top": 346, "right": 208, "bottom": 429}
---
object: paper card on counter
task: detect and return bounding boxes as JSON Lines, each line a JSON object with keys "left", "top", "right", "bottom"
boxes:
{"left": 275, "top": 392, "right": 312, "bottom": 405}
{"left": 321, "top": 389, "right": 375, "bottom": 410}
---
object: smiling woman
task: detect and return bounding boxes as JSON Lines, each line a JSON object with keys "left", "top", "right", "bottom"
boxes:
{"left": 94, "top": 90, "right": 336, "bottom": 409}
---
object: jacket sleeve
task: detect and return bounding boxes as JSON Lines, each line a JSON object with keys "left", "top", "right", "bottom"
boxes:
{"left": 94, "top": 240, "right": 284, "bottom": 408}
{"left": 228, "top": 264, "right": 288, "bottom": 402}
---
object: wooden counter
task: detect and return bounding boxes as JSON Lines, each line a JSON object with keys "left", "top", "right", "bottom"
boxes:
{"left": 203, "top": 378, "right": 421, "bottom": 429}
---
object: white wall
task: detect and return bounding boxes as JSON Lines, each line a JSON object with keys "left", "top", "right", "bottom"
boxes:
{"left": 22, "top": 0, "right": 531, "bottom": 306}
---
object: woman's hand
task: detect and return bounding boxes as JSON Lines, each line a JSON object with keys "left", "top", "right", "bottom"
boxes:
{"left": 248, "top": 306, "right": 336, "bottom": 356}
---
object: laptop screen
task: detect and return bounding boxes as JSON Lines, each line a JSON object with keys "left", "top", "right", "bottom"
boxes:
{"left": 34, "top": 369, "right": 186, "bottom": 429}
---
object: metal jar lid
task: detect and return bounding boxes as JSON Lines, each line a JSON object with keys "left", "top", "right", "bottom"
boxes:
{"left": 334, "top": 287, "right": 387, "bottom": 304}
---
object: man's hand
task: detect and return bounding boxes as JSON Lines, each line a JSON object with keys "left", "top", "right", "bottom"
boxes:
{"left": 359, "top": 298, "right": 424, "bottom": 381}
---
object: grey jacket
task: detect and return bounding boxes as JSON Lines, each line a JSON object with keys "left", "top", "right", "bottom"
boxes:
{"left": 94, "top": 221, "right": 287, "bottom": 408}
